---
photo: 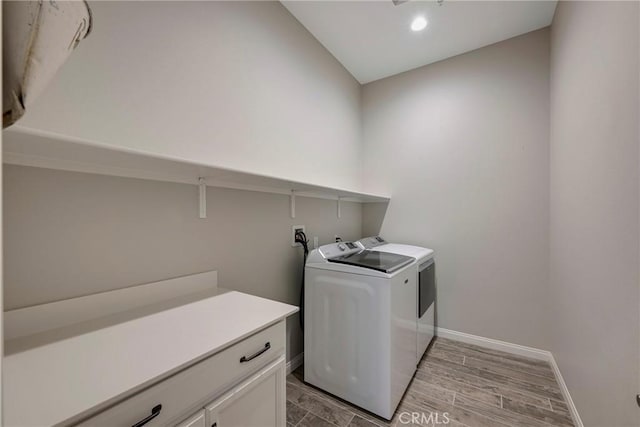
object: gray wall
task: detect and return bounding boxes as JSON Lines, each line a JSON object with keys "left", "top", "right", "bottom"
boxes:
{"left": 19, "top": 1, "right": 363, "bottom": 190}
{"left": 3, "top": 165, "right": 363, "bottom": 360}
{"left": 361, "top": 29, "right": 551, "bottom": 349}
{"left": 549, "top": 2, "right": 639, "bottom": 425}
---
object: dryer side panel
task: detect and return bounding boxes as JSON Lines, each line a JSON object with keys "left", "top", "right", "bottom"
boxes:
{"left": 390, "top": 268, "right": 418, "bottom": 414}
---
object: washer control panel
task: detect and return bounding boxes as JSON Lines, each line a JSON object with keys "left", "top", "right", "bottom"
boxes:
{"left": 357, "top": 236, "right": 386, "bottom": 249}
{"left": 319, "top": 242, "right": 361, "bottom": 259}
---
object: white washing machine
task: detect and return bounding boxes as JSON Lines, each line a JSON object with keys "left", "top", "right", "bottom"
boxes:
{"left": 304, "top": 242, "right": 417, "bottom": 420}
{"left": 357, "top": 236, "right": 436, "bottom": 362}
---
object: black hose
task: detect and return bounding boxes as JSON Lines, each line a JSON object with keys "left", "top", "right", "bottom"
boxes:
{"left": 294, "top": 230, "right": 309, "bottom": 332}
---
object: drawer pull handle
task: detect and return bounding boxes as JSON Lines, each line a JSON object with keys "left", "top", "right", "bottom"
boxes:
{"left": 240, "top": 342, "right": 271, "bottom": 363}
{"left": 131, "top": 404, "right": 162, "bottom": 427}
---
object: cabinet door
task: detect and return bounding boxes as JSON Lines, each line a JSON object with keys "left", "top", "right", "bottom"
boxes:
{"left": 176, "top": 410, "right": 206, "bottom": 427}
{"left": 205, "top": 356, "right": 285, "bottom": 427}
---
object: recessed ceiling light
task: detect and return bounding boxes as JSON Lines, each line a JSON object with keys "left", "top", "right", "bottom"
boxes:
{"left": 411, "top": 16, "right": 428, "bottom": 32}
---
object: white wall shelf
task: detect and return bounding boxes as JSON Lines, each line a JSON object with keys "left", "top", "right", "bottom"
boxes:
{"left": 2, "top": 126, "right": 390, "bottom": 215}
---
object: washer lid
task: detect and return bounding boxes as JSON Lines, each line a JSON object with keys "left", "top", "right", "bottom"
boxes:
{"left": 327, "top": 250, "right": 414, "bottom": 274}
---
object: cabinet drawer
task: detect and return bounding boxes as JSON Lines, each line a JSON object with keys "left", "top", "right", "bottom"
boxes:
{"left": 75, "top": 321, "right": 285, "bottom": 427}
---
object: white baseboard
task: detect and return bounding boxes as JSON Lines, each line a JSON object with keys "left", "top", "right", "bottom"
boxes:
{"left": 286, "top": 352, "right": 304, "bottom": 375}
{"left": 435, "top": 327, "right": 550, "bottom": 361}
{"left": 435, "top": 327, "right": 583, "bottom": 427}
{"left": 547, "top": 353, "right": 584, "bottom": 427}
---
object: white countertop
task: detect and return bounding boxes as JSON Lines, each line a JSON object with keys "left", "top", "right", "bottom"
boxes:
{"left": 4, "top": 290, "right": 298, "bottom": 427}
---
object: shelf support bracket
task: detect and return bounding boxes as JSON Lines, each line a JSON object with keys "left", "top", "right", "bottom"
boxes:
{"left": 199, "top": 177, "right": 207, "bottom": 219}
{"left": 337, "top": 197, "right": 342, "bottom": 219}
{"left": 290, "top": 191, "right": 296, "bottom": 219}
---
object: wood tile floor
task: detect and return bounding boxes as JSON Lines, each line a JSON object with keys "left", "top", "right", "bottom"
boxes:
{"left": 286, "top": 337, "right": 574, "bottom": 427}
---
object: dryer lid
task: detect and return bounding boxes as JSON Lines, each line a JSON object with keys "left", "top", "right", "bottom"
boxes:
{"left": 327, "top": 250, "right": 414, "bottom": 274}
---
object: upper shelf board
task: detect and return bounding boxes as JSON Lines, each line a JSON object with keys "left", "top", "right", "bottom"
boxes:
{"left": 2, "top": 126, "right": 390, "bottom": 203}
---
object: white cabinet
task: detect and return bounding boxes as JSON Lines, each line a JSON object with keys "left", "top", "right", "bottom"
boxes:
{"left": 205, "top": 356, "right": 286, "bottom": 427}
{"left": 176, "top": 410, "right": 206, "bottom": 427}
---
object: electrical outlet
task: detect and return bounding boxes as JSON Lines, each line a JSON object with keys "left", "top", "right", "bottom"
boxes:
{"left": 313, "top": 236, "right": 319, "bottom": 249}
{"left": 292, "top": 225, "right": 305, "bottom": 247}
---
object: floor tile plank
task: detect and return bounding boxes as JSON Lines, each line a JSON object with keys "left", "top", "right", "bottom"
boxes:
{"left": 502, "top": 396, "right": 574, "bottom": 427}
{"left": 433, "top": 341, "right": 555, "bottom": 379}
{"left": 393, "top": 400, "right": 467, "bottom": 427}
{"left": 434, "top": 338, "right": 552, "bottom": 369}
{"left": 416, "top": 362, "right": 553, "bottom": 410}
{"left": 549, "top": 399, "right": 570, "bottom": 414}
{"left": 425, "top": 348, "right": 465, "bottom": 365}
{"left": 454, "top": 394, "right": 550, "bottom": 427}
{"left": 288, "top": 383, "right": 355, "bottom": 427}
{"left": 288, "top": 401, "right": 310, "bottom": 426}
{"left": 463, "top": 356, "right": 559, "bottom": 389}
{"left": 424, "top": 356, "right": 564, "bottom": 401}
{"left": 404, "top": 378, "right": 456, "bottom": 405}
{"left": 402, "top": 391, "right": 513, "bottom": 427}
{"left": 299, "top": 413, "right": 343, "bottom": 427}
{"left": 348, "top": 415, "right": 382, "bottom": 427}
{"left": 413, "top": 369, "right": 502, "bottom": 408}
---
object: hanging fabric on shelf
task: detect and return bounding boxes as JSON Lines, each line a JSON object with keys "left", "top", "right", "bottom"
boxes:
{"left": 3, "top": 0, "right": 92, "bottom": 128}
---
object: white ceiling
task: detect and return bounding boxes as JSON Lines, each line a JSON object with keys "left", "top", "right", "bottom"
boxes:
{"left": 282, "top": 0, "right": 557, "bottom": 84}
